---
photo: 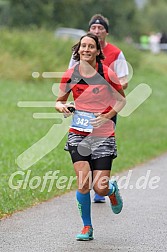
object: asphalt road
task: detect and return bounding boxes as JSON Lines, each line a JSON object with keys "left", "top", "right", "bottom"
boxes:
{"left": 0, "top": 153, "right": 167, "bottom": 252}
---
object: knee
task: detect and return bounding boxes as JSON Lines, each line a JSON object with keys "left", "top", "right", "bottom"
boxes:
{"left": 77, "top": 173, "right": 91, "bottom": 194}
{"left": 78, "top": 180, "right": 90, "bottom": 194}
{"left": 93, "top": 185, "right": 108, "bottom": 196}
{"left": 74, "top": 161, "right": 92, "bottom": 193}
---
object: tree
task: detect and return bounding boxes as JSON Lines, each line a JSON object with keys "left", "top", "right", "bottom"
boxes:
{"left": 147, "top": 3, "right": 167, "bottom": 33}
{"left": 8, "top": 0, "right": 54, "bottom": 28}
{"left": 0, "top": 0, "right": 10, "bottom": 26}
{"left": 137, "top": 0, "right": 167, "bottom": 35}
{"left": 53, "top": 0, "right": 138, "bottom": 39}
{"left": 6, "top": 0, "right": 140, "bottom": 40}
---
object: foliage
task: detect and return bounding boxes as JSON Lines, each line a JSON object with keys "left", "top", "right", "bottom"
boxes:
{"left": 138, "top": 0, "right": 167, "bottom": 34}
{"left": 1, "top": 1, "right": 167, "bottom": 40}
{"left": 0, "top": 28, "right": 74, "bottom": 81}
{"left": 7, "top": 0, "right": 54, "bottom": 28}
{"left": 147, "top": 4, "right": 167, "bottom": 33}
{"left": 0, "top": 0, "right": 138, "bottom": 40}
{"left": 0, "top": 28, "right": 141, "bottom": 82}
{"left": 53, "top": 0, "right": 138, "bottom": 39}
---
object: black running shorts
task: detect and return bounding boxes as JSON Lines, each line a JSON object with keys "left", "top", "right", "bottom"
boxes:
{"left": 67, "top": 132, "right": 117, "bottom": 170}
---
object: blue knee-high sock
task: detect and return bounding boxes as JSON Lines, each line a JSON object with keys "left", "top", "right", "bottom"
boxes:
{"left": 107, "top": 181, "right": 115, "bottom": 196}
{"left": 76, "top": 191, "right": 92, "bottom": 227}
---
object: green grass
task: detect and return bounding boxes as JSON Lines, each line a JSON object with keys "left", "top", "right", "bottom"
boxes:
{"left": 0, "top": 29, "right": 167, "bottom": 219}
{"left": 0, "top": 79, "right": 76, "bottom": 218}
{"left": 114, "top": 52, "right": 167, "bottom": 171}
{"left": 0, "top": 28, "right": 74, "bottom": 81}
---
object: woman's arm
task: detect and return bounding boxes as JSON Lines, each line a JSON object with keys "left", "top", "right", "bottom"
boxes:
{"left": 55, "top": 91, "right": 70, "bottom": 113}
{"left": 91, "top": 88, "right": 126, "bottom": 128}
{"left": 55, "top": 91, "right": 75, "bottom": 118}
{"left": 104, "top": 87, "right": 126, "bottom": 119}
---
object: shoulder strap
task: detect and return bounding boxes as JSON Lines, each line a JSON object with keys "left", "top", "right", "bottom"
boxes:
{"left": 98, "top": 61, "right": 105, "bottom": 78}
{"left": 70, "top": 64, "right": 88, "bottom": 84}
{"left": 68, "top": 62, "right": 108, "bottom": 86}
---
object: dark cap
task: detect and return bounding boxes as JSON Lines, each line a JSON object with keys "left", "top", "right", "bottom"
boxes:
{"left": 89, "top": 18, "right": 109, "bottom": 32}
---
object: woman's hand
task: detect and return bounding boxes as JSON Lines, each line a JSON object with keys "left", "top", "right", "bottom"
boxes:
{"left": 90, "top": 113, "right": 110, "bottom": 128}
{"left": 55, "top": 101, "right": 75, "bottom": 117}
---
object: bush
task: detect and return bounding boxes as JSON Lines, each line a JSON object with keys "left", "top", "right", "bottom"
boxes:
{"left": 0, "top": 28, "right": 144, "bottom": 82}
{"left": 0, "top": 28, "right": 74, "bottom": 82}
{"left": 112, "top": 40, "right": 142, "bottom": 69}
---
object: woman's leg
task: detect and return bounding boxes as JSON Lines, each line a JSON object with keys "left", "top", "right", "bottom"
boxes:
{"left": 92, "top": 169, "right": 115, "bottom": 196}
{"left": 74, "top": 160, "right": 92, "bottom": 225}
{"left": 74, "top": 161, "right": 94, "bottom": 240}
{"left": 68, "top": 138, "right": 94, "bottom": 240}
{"left": 92, "top": 156, "right": 114, "bottom": 196}
{"left": 92, "top": 156, "right": 123, "bottom": 214}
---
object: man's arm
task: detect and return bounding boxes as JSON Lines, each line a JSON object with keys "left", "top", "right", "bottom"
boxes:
{"left": 119, "top": 76, "right": 128, "bottom": 89}
{"left": 68, "top": 54, "right": 77, "bottom": 68}
{"left": 115, "top": 51, "right": 129, "bottom": 90}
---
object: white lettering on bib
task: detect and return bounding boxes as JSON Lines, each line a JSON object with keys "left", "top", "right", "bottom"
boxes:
{"left": 71, "top": 110, "right": 95, "bottom": 132}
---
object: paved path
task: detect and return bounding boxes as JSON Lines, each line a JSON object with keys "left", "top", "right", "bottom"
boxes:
{"left": 0, "top": 153, "right": 167, "bottom": 252}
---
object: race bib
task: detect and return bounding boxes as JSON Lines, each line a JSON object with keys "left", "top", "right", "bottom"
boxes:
{"left": 71, "top": 110, "right": 95, "bottom": 132}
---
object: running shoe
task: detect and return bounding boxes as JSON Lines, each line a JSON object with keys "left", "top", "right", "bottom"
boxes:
{"left": 76, "top": 226, "right": 94, "bottom": 241}
{"left": 94, "top": 193, "right": 106, "bottom": 203}
{"left": 109, "top": 180, "right": 123, "bottom": 214}
{"left": 64, "top": 142, "right": 69, "bottom": 151}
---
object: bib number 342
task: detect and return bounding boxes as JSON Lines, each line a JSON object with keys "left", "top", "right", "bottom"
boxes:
{"left": 71, "top": 110, "right": 95, "bottom": 132}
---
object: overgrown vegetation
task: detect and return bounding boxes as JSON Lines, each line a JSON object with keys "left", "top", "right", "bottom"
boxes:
{"left": 0, "top": 28, "right": 74, "bottom": 81}
{"left": 0, "top": 29, "right": 142, "bottom": 82}
{"left": 1, "top": 0, "right": 167, "bottom": 40}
